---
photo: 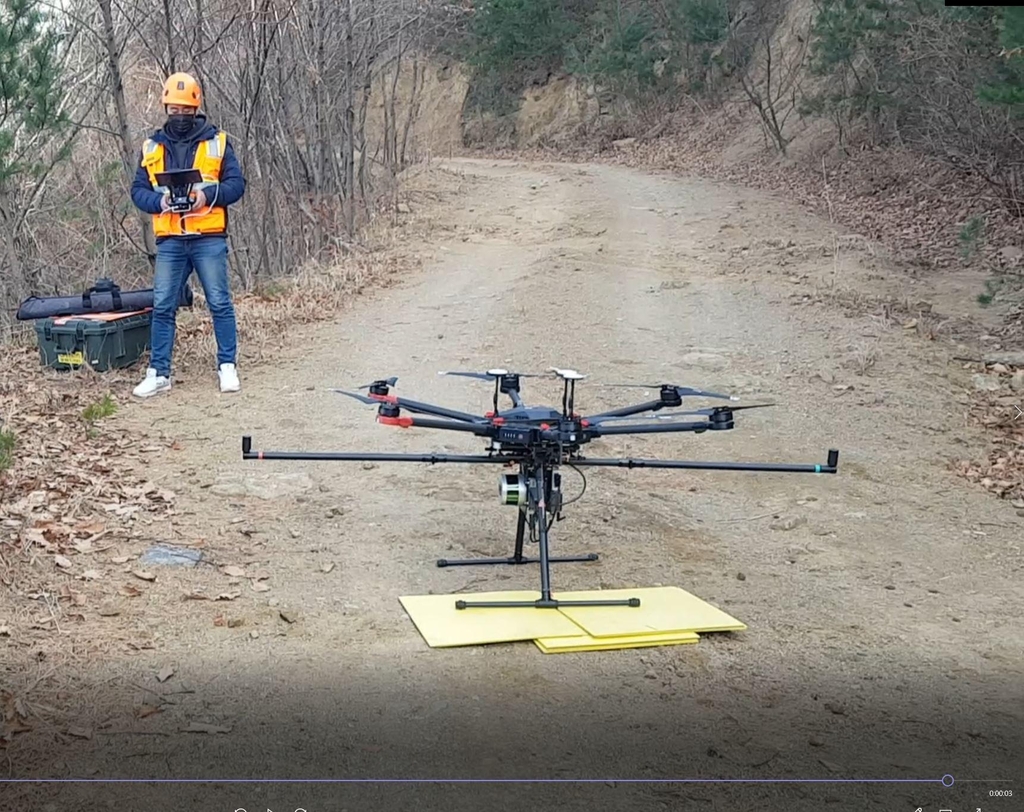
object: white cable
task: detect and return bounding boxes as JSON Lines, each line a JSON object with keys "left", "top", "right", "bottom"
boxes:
{"left": 178, "top": 177, "right": 219, "bottom": 229}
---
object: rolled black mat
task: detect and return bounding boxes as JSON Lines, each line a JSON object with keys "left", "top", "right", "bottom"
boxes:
{"left": 16, "top": 277, "right": 193, "bottom": 321}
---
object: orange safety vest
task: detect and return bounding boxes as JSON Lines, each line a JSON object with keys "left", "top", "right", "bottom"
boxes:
{"left": 141, "top": 131, "right": 228, "bottom": 237}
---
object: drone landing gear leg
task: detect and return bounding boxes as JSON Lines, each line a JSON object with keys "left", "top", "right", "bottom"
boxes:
{"left": 452, "top": 467, "right": 640, "bottom": 610}
{"left": 436, "top": 509, "right": 598, "bottom": 569}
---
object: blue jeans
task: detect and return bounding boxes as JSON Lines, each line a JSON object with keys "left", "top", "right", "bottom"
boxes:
{"left": 149, "top": 235, "right": 236, "bottom": 377}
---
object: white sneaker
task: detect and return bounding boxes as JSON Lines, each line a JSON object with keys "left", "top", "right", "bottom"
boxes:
{"left": 218, "top": 363, "right": 240, "bottom": 393}
{"left": 133, "top": 368, "right": 171, "bottom": 398}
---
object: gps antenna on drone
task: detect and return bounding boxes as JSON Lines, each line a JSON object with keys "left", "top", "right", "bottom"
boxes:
{"left": 242, "top": 368, "right": 839, "bottom": 611}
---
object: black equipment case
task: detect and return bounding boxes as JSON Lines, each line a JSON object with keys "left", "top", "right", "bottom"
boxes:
{"left": 34, "top": 310, "right": 152, "bottom": 372}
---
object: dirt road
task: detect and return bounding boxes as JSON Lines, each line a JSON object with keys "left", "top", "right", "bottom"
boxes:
{"left": 9, "top": 158, "right": 1022, "bottom": 812}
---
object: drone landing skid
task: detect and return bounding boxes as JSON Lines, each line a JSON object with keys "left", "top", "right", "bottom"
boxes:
{"left": 457, "top": 597, "right": 638, "bottom": 609}
{"left": 437, "top": 508, "right": 636, "bottom": 610}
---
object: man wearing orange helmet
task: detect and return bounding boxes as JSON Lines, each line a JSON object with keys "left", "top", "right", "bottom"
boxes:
{"left": 130, "top": 72, "right": 246, "bottom": 397}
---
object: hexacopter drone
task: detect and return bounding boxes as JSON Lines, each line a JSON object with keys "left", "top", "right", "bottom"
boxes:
{"left": 242, "top": 367, "right": 839, "bottom": 611}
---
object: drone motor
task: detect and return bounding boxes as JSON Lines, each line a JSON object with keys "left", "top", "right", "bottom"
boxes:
{"left": 499, "top": 473, "right": 526, "bottom": 506}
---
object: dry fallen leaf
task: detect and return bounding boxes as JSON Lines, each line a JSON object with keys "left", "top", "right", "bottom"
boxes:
{"left": 250, "top": 581, "right": 270, "bottom": 593}
{"left": 320, "top": 562, "right": 335, "bottom": 573}
{"left": 0, "top": 625, "right": 10, "bottom": 636}
{"left": 216, "top": 592, "right": 241, "bottom": 601}
{"left": 54, "top": 555, "right": 73, "bottom": 569}
{"left": 135, "top": 705, "right": 162, "bottom": 719}
{"left": 80, "top": 569, "right": 103, "bottom": 581}
{"left": 66, "top": 726, "right": 93, "bottom": 740}
{"left": 132, "top": 570, "right": 156, "bottom": 582}
{"left": 22, "top": 528, "right": 50, "bottom": 549}
{"left": 74, "top": 520, "right": 106, "bottom": 535}
{"left": 156, "top": 666, "right": 175, "bottom": 683}
{"left": 221, "top": 566, "right": 245, "bottom": 578}
{"left": 119, "top": 585, "right": 142, "bottom": 598}
{"left": 111, "top": 556, "right": 131, "bottom": 564}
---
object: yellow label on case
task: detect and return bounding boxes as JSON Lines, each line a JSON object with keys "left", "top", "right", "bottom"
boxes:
{"left": 58, "top": 351, "right": 84, "bottom": 365}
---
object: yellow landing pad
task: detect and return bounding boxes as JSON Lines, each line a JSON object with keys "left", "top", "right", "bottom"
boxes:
{"left": 398, "top": 591, "right": 586, "bottom": 648}
{"left": 400, "top": 586, "right": 744, "bottom": 651}
{"left": 554, "top": 586, "right": 747, "bottom": 638}
{"left": 534, "top": 630, "right": 700, "bottom": 654}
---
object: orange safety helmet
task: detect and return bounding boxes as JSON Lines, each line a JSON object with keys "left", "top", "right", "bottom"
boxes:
{"left": 162, "top": 72, "right": 202, "bottom": 108}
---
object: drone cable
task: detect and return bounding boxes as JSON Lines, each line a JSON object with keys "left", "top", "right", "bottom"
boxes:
{"left": 561, "top": 463, "right": 587, "bottom": 506}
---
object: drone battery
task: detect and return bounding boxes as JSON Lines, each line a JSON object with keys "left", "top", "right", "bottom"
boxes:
{"left": 499, "top": 473, "right": 525, "bottom": 505}
{"left": 497, "top": 426, "right": 535, "bottom": 445}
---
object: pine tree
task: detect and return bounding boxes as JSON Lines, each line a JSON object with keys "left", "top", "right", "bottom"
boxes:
{"left": 977, "top": 7, "right": 1024, "bottom": 111}
{"left": 0, "top": 0, "right": 68, "bottom": 184}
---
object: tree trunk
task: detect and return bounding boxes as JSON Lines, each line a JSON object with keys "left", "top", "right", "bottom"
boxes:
{"left": 400, "top": 55, "right": 422, "bottom": 170}
{"left": 99, "top": 0, "right": 157, "bottom": 263}
{"left": 345, "top": 0, "right": 356, "bottom": 237}
{"left": 163, "top": 0, "right": 177, "bottom": 73}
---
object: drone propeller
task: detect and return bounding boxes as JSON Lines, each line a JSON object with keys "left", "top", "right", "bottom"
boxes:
{"left": 602, "top": 382, "right": 739, "bottom": 401}
{"left": 329, "top": 389, "right": 380, "bottom": 405}
{"left": 438, "top": 369, "right": 545, "bottom": 381}
{"left": 591, "top": 403, "right": 775, "bottom": 423}
{"left": 357, "top": 376, "right": 398, "bottom": 390}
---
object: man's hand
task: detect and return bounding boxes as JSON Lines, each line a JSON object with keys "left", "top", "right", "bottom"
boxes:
{"left": 160, "top": 194, "right": 171, "bottom": 212}
{"left": 191, "top": 189, "right": 207, "bottom": 210}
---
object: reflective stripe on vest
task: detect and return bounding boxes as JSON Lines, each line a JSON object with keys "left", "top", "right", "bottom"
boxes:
{"left": 143, "top": 132, "right": 229, "bottom": 237}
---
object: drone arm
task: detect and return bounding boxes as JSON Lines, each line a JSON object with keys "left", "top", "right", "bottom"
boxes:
{"left": 583, "top": 399, "right": 666, "bottom": 422}
{"left": 241, "top": 436, "right": 506, "bottom": 464}
{"left": 571, "top": 449, "right": 840, "bottom": 474}
{"left": 378, "top": 415, "right": 495, "bottom": 437}
{"left": 588, "top": 420, "right": 710, "bottom": 437}
{"left": 389, "top": 396, "right": 488, "bottom": 424}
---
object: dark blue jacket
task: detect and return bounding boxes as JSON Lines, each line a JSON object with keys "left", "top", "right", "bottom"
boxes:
{"left": 131, "top": 114, "right": 246, "bottom": 237}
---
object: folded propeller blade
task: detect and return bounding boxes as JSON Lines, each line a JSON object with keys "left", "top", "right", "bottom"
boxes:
{"left": 329, "top": 389, "right": 380, "bottom": 405}
{"left": 590, "top": 403, "right": 775, "bottom": 423}
{"left": 356, "top": 376, "right": 398, "bottom": 390}
{"left": 602, "top": 383, "right": 739, "bottom": 401}
{"left": 438, "top": 369, "right": 544, "bottom": 380}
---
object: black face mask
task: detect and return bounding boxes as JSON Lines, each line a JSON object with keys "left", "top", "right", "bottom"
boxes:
{"left": 165, "top": 114, "right": 196, "bottom": 138}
